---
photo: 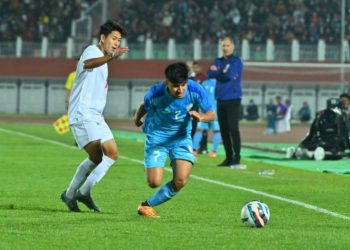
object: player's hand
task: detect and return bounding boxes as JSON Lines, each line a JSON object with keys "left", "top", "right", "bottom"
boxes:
{"left": 109, "top": 47, "right": 129, "bottom": 59}
{"left": 189, "top": 111, "right": 202, "bottom": 122}
{"left": 210, "top": 65, "right": 219, "bottom": 71}
{"left": 115, "top": 46, "right": 129, "bottom": 56}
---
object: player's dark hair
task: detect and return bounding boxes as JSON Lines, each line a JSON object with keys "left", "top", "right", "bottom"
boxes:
{"left": 99, "top": 20, "right": 127, "bottom": 38}
{"left": 165, "top": 62, "right": 189, "bottom": 84}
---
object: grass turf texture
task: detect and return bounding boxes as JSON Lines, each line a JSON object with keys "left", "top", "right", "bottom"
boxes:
{"left": 0, "top": 123, "right": 349, "bottom": 250}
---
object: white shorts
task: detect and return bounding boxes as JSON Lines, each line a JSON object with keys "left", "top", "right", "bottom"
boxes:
{"left": 70, "top": 119, "right": 114, "bottom": 149}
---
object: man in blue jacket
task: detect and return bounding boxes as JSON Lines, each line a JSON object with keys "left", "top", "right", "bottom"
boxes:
{"left": 208, "top": 37, "right": 246, "bottom": 169}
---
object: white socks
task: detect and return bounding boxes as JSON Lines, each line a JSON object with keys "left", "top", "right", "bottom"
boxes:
{"left": 66, "top": 158, "right": 96, "bottom": 199}
{"left": 78, "top": 155, "right": 115, "bottom": 195}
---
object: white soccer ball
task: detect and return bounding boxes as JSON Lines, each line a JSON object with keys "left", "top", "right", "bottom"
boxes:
{"left": 240, "top": 200, "right": 270, "bottom": 228}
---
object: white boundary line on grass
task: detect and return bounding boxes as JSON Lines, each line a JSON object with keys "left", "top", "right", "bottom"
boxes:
{"left": 1, "top": 127, "right": 350, "bottom": 221}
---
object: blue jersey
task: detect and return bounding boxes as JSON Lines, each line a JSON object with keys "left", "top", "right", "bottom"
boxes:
{"left": 143, "top": 80, "right": 212, "bottom": 142}
{"left": 207, "top": 55, "right": 243, "bottom": 101}
{"left": 201, "top": 79, "right": 217, "bottom": 115}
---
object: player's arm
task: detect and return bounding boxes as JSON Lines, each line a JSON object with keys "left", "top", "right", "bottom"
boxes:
{"left": 134, "top": 103, "right": 147, "bottom": 127}
{"left": 83, "top": 47, "right": 129, "bottom": 69}
{"left": 207, "top": 60, "right": 221, "bottom": 78}
{"left": 189, "top": 110, "right": 215, "bottom": 122}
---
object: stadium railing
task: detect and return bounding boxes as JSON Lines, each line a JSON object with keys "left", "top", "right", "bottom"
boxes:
{"left": 1, "top": 37, "right": 349, "bottom": 62}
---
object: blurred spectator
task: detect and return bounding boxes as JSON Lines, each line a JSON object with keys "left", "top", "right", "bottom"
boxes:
{"left": 285, "top": 99, "right": 293, "bottom": 119}
{"left": 276, "top": 96, "right": 288, "bottom": 120}
{"left": 298, "top": 101, "right": 311, "bottom": 122}
{"left": 186, "top": 60, "right": 194, "bottom": 78}
{"left": 276, "top": 98, "right": 292, "bottom": 133}
{"left": 1, "top": 0, "right": 349, "bottom": 44}
{"left": 244, "top": 99, "right": 259, "bottom": 121}
{"left": 264, "top": 98, "right": 277, "bottom": 134}
{"left": 340, "top": 93, "right": 350, "bottom": 119}
{"left": 191, "top": 61, "right": 207, "bottom": 83}
{"left": 339, "top": 93, "right": 350, "bottom": 136}
{"left": 0, "top": 0, "right": 96, "bottom": 42}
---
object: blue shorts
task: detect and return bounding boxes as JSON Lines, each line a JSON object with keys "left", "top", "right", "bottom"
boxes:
{"left": 144, "top": 135, "right": 195, "bottom": 168}
{"left": 197, "top": 120, "right": 220, "bottom": 131}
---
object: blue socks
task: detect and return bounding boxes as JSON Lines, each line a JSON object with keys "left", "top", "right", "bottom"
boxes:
{"left": 193, "top": 131, "right": 221, "bottom": 152}
{"left": 212, "top": 132, "right": 221, "bottom": 152}
{"left": 147, "top": 181, "right": 177, "bottom": 207}
{"left": 192, "top": 131, "right": 203, "bottom": 151}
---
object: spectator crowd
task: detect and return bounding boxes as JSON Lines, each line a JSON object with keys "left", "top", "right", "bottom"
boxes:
{"left": 0, "top": 0, "right": 95, "bottom": 42}
{"left": 1, "top": 0, "right": 349, "bottom": 44}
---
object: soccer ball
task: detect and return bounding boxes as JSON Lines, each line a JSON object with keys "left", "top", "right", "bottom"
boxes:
{"left": 240, "top": 200, "right": 270, "bottom": 228}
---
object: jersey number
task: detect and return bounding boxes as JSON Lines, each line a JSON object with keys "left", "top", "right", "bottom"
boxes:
{"left": 175, "top": 110, "right": 181, "bottom": 120}
{"left": 153, "top": 150, "right": 160, "bottom": 162}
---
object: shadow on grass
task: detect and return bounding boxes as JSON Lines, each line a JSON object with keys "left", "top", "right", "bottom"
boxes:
{"left": 0, "top": 204, "right": 66, "bottom": 213}
{"left": 0, "top": 204, "right": 116, "bottom": 214}
{"left": 247, "top": 155, "right": 291, "bottom": 161}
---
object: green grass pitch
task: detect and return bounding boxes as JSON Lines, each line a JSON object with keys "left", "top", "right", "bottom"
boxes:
{"left": 0, "top": 123, "right": 349, "bottom": 250}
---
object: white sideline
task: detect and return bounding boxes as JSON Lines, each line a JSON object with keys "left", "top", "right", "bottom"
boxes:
{"left": 1, "top": 127, "right": 349, "bottom": 221}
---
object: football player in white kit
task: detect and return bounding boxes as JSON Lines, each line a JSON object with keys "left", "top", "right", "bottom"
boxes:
{"left": 60, "top": 20, "right": 128, "bottom": 212}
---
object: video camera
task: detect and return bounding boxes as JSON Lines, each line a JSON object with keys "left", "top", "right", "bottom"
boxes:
{"left": 326, "top": 98, "right": 342, "bottom": 110}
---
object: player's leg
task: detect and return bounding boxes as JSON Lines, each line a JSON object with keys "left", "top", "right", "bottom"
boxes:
{"left": 141, "top": 139, "right": 194, "bottom": 209}
{"left": 138, "top": 167, "right": 164, "bottom": 218}
{"left": 76, "top": 120, "right": 116, "bottom": 212}
{"left": 146, "top": 167, "right": 164, "bottom": 188}
{"left": 140, "top": 158, "right": 192, "bottom": 217}
{"left": 144, "top": 166, "right": 176, "bottom": 207}
{"left": 61, "top": 122, "right": 101, "bottom": 212}
{"left": 192, "top": 129, "right": 203, "bottom": 152}
{"left": 193, "top": 122, "right": 208, "bottom": 155}
{"left": 171, "top": 159, "right": 192, "bottom": 192}
{"left": 138, "top": 145, "right": 167, "bottom": 218}
{"left": 65, "top": 140, "right": 100, "bottom": 199}
{"left": 209, "top": 121, "right": 221, "bottom": 157}
{"left": 199, "top": 130, "right": 208, "bottom": 154}
{"left": 217, "top": 101, "right": 233, "bottom": 165}
{"left": 226, "top": 100, "right": 242, "bottom": 164}
{"left": 192, "top": 130, "right": 204, "bottom": 155}
{"left": 210, "top": 130, "right": 221, "bottom": 157}
{"left": 78, "top": 139, "right": 116, "bottom": 194}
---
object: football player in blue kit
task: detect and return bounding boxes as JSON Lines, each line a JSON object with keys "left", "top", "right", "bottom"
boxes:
{"left": 192, "top": 78, "right": 221, "bottom": 158}
{"left": 133, "top": 62, "right": 215, "bottom": 218}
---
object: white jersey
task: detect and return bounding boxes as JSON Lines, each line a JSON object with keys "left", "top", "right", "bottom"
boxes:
{"left": 68, "top": 45, "right": 108, "bottom": 124}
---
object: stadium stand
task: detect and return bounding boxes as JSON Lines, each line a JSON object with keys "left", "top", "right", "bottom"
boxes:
{"left": 1, "top": 0, "right": 349, "bottom": 44}
{"left": 0, "top": 0, "right": 95, "bottom": 42}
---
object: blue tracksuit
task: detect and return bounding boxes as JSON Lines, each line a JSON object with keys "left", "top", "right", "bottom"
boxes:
{"left": 207, "top": 54, "right": 243, "bottom": 101}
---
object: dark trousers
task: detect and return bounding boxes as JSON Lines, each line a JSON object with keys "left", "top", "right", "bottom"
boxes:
{"left": 217, "top": 99, "right": 241, "bottom": 163}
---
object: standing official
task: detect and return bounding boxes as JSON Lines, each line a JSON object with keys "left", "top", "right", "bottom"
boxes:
{"left": 208, "top": 37, "right": 246, "bottom": 169}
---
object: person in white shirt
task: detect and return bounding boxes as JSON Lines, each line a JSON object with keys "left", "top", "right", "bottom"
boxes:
{"left": 61, "top": 20, "right": 128, "bottom": 212}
